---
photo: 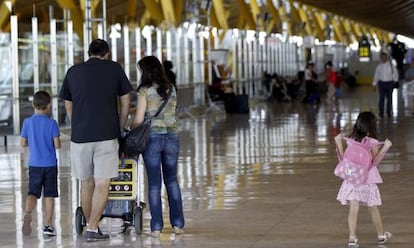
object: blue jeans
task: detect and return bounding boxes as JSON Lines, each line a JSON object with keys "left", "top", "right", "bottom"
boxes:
{"left": 142, "top": 132, "right": 184, "bottom": 231}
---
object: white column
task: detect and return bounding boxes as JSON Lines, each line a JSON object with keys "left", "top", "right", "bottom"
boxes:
{"left": 183, "top": 30, "right": 189, "bottom": 84}
{"left": 110, "top": 24, "right": 118, "bottom": 61}
{"left": 50, "top": 18, "right": 58, "bottom": 121}
{"left": 11, "top": 15, "right": 20, "bottom": 134}
{"left": 166, "top": 30, "right": 172, "bottom": 61}
{"left": 243, "top": 38, "right": 249, "bottom": 95}
{"left": 237, "top": 36, "right": 243, "bottom": 94}
{"left": 145, "top": 29, "right": 152, "bottom": 56}
{"left": 248, "top": 40, "right": 253, "bottom": 95}
{"left": 32, "top": 17, "right": 39, "bottom": 92}
{"left": 199, "top": 34, "right": 205, "bottom": 105}
{"left": 135, "top": 27, "right": 142, "bottom": 85}
{"left": 192, "top": 35, "right": 198, "bottom": 84}
{"left": 175, "top": 28, "right": 182, "bottom": 85}
{"left": 156, "top": 28, "right": 162, "bottom": 61}
{"left": 123, "top": 24, "right": 130, "bottom": 79}
{"left": 232, "top": 32, "right": 237, "bottom": 93}
{"left": 67, "top": 20, "right": 74, "bottom": 68}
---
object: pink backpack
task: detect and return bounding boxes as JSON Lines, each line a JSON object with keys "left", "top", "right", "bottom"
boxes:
{"left": 334, "top": 137, "right": 372, "bottom": 185}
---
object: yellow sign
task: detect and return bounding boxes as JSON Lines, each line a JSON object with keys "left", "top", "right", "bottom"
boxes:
{"left": 109, "top": 159, "right": 136, "bottom": 200}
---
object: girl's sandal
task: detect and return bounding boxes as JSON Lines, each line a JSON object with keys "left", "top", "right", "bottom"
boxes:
{"left": 378, "top": 232, "right": 392, "bottom": 245}
{"left": 348, "top": 236, "right": 359, "bottom": 248}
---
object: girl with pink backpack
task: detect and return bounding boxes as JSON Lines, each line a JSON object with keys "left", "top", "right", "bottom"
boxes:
{"left": 334, "top": 111, "right": 393, "bottom": 248}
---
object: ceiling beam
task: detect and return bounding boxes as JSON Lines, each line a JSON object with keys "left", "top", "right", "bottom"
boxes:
{"left": 339, "top": 18, "right": 354, "bottom": 44}
{"left": 173, "top": 0, "right": 184, "bottom": 27}
{"left": 212, "top": 0, "right": 228, "bottom": 31}
{"left": 297, "top": 5, "right": 312, "bottom": 36}
{"left": 308, "top": 9, "right": 324, "bottom": 41}
{"left": 140, "top": 9, "right": 152, "bottom": 27}
{"left": 142, "top": 0, "right": 164, "bottom": 22}
{"left": 0, "top": 0, "right": 15, "bottom": 31}
{"left": 249, "top": 0, "right": 262, "bottom": 31}
{"left": 56, "top": 0, "right": 84, "bottom": 42}
{"left": 313, "top": 12, "right": 326, "bottom": 40}
{"left": 127, "top": 0, "right": 137, "bottom": 22}
{"left": 332, "top": 17, "right": 346, "bottom": 43}
{"left": 349, "top": 21, "right": 362, "bottom": 40}
{"left": 236, "top": 0, "right": 255, "bottom": 30}
{"left": 210, "top": 5, "right": 220, "bottom": 28}
{"left": 160, "top": 0, "right": 175, "bottom": 25}
{"left": 265, "top": 0, "right": 281, "bottom": 33}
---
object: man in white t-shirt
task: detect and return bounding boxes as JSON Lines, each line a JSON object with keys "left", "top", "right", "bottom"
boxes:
{"left": 372, "top": 52, "right": 399, "bottom": 118}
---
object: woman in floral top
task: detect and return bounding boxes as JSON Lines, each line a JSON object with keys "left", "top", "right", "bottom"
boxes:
{"left": 132, "top": 56, "right": 184, "bottom": 238}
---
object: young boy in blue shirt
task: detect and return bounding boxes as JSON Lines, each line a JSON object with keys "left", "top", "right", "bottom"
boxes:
{"left": 20, "top": 91, "right": 61, "bottom": 236}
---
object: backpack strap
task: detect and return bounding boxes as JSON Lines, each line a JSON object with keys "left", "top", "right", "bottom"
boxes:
{"left": 335, "top": 134, "right": 345, "bottom": 162}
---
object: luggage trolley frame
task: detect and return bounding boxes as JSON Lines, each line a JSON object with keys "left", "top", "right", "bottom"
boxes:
{"left": 75, "top": 158, "right": 145, "bottom": 235}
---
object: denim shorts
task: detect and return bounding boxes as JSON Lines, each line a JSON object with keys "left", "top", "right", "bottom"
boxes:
{"left": 28, "top": 166, "right": 58, "bottom": 198}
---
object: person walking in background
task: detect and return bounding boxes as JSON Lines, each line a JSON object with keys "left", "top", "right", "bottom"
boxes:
{"left": 372, "top": 52, "right": 399, "bottom": 118}
{"left": 303, "top": 61, "right": 318, "bottom": 103}
{"left": 325, "top": 61, "right": 337, "bottom": 104}
{"left": 335, "top": 111, "right": 392, "bottom": 248}
{"left": 21, "top": 90, "right": 61, "bottom": 236}
{"left": 163, "top": 60, "right": 177, "bottom": 88}
{"left": 132, "top": 56, "right": 185, "bottom": 238}
{"left": 404, "top": 59, "right": 414, "bottom": 82}
{"left": 59, "top": 39, "right": 132, "bottom": 241}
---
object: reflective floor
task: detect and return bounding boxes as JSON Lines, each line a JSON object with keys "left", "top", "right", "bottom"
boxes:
{"left": 0, "top": 86, "right": 413, "bottom": 248}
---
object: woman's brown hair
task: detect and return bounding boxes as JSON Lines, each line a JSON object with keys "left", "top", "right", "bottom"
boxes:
{"left": 137, "top": 56, "right": 171, "bottom": 99}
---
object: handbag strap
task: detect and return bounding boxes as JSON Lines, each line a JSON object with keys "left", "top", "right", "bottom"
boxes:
{"left": 151, "top": 87, "right": 173, "bottom": 119}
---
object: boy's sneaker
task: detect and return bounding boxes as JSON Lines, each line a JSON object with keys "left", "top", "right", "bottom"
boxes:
{"left": 378, "top": 232, "right": 392, "bottom": 245}
{"left": 22, "top": 213, "right": 32, "bottom": 235}
{"left": 43, "top": 225, "right": 56, "bottom": 236}
{"left": 85, "top": 230, "right": 110, "bottom": 242}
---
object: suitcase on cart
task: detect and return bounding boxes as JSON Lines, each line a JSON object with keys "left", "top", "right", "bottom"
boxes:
{"left": 75, "top": 158, "right": 145, "bottom": 235}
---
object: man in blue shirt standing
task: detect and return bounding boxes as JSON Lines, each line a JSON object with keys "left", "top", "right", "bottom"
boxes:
{"left": 59, "top": 39, "right": 132, "bottom": 241}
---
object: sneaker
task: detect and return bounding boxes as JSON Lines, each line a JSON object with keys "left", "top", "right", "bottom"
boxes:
{"left": 85, "top": 230, "right": 110, "bottom": 242}
{"left": 348, "top": 237, "right": 359, "bottom": 248}
{"left": 43, "top": 225, "right": 56, "bottom": 236}
{"left": 173, "top": 226, "right": 184, "bottom": 235}
{"left": 150, "top": 230, "right": 161, "bottom": 238}
{"left": 378, "top": 232, "right": 392, "bottom": 245}
{"left": 22, "top": 213, "right": 32, "bottom": 235}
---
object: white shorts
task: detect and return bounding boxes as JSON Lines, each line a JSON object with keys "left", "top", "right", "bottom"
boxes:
{"left": 70, "top": 139, "right": 119, "bottom": 180}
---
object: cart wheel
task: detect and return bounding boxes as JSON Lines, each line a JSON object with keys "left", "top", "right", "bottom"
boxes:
{"left": 75, "top": 207, "right": 86, "bottom": 235}
{"left": 133, "top": 206, "right": 143, "bottom": 234}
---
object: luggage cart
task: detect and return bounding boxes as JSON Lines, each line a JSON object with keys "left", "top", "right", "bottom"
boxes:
{"left": 75, "top": 158, "right": 145, "bottom": 235}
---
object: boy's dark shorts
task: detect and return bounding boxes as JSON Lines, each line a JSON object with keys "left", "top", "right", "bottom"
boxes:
{"left": 28, "top": 166, "right": 59, "bottom": 198}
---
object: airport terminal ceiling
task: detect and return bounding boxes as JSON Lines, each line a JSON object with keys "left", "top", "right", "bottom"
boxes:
{"left": 295, "top": 0, "right": 414, "bottom": 38}
{"left": 2, "top": 0, "right": 414, "bottom": 40}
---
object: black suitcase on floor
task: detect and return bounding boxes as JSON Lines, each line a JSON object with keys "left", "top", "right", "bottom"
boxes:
{"left": 224, "top": 93, "right": 236, "bottom": 113}
{"left": 235, "top": 94, "right": 249, "bottom": 113}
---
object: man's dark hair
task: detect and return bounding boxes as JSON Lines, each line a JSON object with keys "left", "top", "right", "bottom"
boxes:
{"left": 33, "top": 90, "right": 51, "bottom": 110}
{"left": 88, "top": 39, "right": 109, "bottom": 57}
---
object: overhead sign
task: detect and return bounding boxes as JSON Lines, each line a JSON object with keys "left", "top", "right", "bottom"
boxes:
{"left": 358, "top": 36, "right": 371, "bottom": 62}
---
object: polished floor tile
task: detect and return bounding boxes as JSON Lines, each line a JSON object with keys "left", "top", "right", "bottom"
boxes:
{"left": 0, "top": 86, "right": 413, "bottom": 247}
